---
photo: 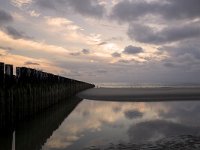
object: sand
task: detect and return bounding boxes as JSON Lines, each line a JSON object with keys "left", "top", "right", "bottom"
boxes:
{"left": 77, "top": 87, "right": 200, "bottom": 102}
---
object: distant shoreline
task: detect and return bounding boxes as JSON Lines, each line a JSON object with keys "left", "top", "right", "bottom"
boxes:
{"left": 77, "top": 87, "right": 200, "bottom": 102}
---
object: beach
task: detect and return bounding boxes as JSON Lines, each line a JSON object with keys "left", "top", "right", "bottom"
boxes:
{"left": 77, "top": 87, "right": 200, "bottom": 101}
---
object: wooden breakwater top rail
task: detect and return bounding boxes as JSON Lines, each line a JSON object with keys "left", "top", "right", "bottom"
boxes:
{"left": 0, "top": 62, "right": 95, "bottom": 129}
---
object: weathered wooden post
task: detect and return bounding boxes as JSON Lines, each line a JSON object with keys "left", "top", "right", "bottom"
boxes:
{"left": 4, "top": 64, "right": 14, "bottom": 128}
{"left": 0, "top": 62, "right": 5, "bottom": 129}
{"left": 5, "top": 65, "right": 13, "bottom": 76}
{"left": 5, "top": 64, "right": 13, "bottom": 87}
{"left": 0, "top": 62, "right": 4, "bottom": 87}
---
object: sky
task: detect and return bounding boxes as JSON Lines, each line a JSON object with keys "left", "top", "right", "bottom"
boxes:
{"left": 0, "top": 0, "right": 200, "bottom": 84}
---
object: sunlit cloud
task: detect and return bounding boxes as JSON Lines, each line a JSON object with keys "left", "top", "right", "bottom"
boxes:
{"left": 11, "top": 0, "right": 32, "bottom": 8}
{"left": 28, "top": 10, "right": 40, "bottom": 17}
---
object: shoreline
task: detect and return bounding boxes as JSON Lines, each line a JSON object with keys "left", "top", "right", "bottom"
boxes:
{"left": 77, "top": 87, "right": 200, "bottom": 102}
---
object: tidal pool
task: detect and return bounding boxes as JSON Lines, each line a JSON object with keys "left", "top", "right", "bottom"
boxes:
{"left": 1, "top": 97, "right": 200, "bottom": 150}
{"left": 42, "top": 99, "right": 200, "bottom": 150}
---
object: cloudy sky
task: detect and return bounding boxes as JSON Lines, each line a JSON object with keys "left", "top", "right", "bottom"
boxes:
{"left": 0, "top": 0, "right": 200, "bottom": 84}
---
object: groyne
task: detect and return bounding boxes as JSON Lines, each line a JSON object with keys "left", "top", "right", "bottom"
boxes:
{"left": 0, "top": 62, "right": 94, "bottom": 129}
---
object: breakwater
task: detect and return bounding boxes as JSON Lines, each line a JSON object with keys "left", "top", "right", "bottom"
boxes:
{"left": 0, "top": 62, "right": 94, "bottom": 129}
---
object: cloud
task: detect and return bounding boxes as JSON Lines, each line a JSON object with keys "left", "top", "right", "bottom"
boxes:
{"left": 0, "top": 46, "right": 13, "bottom": 51}
{"left": 118, "top": 59, "right": 131, "bottom": 64}
{"left": 36, "top": 0, "right": 106, "bottom": 18}
{"left": 123, "top": 45, "right": 143, "bottom": 55}
{"left": 163, "top": 62, "right": 177, "bottom": 68}
{"left": 111, "top": 0, "right": 157, "bottom": 22}
{"left": 159, "top": 103, "right": 200, "bottom": 125}
{"left": 111, "top": 0, "right": 200, "bottom": 22}
{"left": 45, "top": 17, "right": 80, "bottom": 31}
{"left": 128, "top": 23, "right": 200, "bottom": 45}
{"left": 28, "top": 10, "right": 40, "bottom": 17}
{"left": 11, "top": 0, "right": 33, "bottom": 8}
{"left": 161, "top": 40, "right": 200, "bottom": 60}
{"left": 96, "top": 69, "right": 107, "bottom": 74}
{"left": 24, "top": 61, "right": 40, "bottom": 66}
{"left": 158, "top": 40, "right": 200, "bottom": 71}
{"left": 3, "top": 26, "right": 33, "bottom": 40}
{"left": 111, "top": 0, "right": 200, "bottom": 47}
{"left": 70, "top": 52, "right": 81, "bottom": 56}
{"left": 97, "top": 41, "right": 107, "bottom": 45}
{"left": 111, "top": 52, "right": 121, "bottom": 58}
{"left": 0, "top": 30, "right": 70, "bottom": 58}
{"left": 0, "top": 9, "right": 13, "bottom": 24}
{"left": 128, "top": 120, "right": 200, "bottom": 143}
{"left": 82, "top": 49, "right": 90, "bottom": 54}
{"left": 124, "top": 110, "right": 143, "bottom": 119}
{"left": 70, "top": 49, "right": 90, "bottom": 56}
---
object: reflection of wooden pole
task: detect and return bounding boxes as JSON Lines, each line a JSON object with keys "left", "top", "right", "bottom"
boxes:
{"left": 0, "top": 62, "right": 4, "bottom": 87}
{"left": 12, "top": 131, "right": 15, "bottom": 150}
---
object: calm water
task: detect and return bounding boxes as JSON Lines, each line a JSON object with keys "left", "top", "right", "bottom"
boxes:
{"left": 1, "top": 97, "right": 200, "bottom": 149}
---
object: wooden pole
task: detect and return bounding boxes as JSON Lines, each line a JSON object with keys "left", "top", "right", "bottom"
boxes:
{"left": 0, "top": 62, "right": 4, "bottom": 87}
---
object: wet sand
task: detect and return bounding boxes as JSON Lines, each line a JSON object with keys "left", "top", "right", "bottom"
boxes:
{"left": 77, "top": 87, "right": 200, "bottom": 101}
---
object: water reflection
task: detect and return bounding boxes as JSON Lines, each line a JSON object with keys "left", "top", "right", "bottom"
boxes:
{"left": 0, "top": 130, "right": 13, "bottom": 150}
{"left": 1, "top": 99, "right": 200, "bottom": 150}
{"left": 42, "top": 100, "right": 200, "bottom": 150}
{"left": 0, "top": 97, "right": 81, "bottom": 150}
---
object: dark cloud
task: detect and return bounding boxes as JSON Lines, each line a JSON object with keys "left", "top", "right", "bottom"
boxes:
{"left": 161, "top": 40, "right": 200, "bottom": 60}
{"left": 128, "top": 120, "right": 200, "bottom": 143}
{"left": 82, "top": 49, "right": 90, "bottom": 54}
{"left": 3, "top": 26, "right": 33, "bottom": 40}
{"left": 111, "top": 1, "right": 158, "bottom": 22}
{"left": 123, "top": 45, "right": 143, "bottom": 54}
{"left": 128, "top": 23, "right": 200, "bottom": 44}
{"left": 111, "top": 52, "right": 121, "bottom": 58}
{"left": 70, "top": 49, "right": 90, "bottom": 56}
{"left": 67, "top": 0, "right": 105, "bottom": 18}
{"left": 161, "top": 0, "right": 200, "bottom": 20}
{"left": 124, "top": 110, "right": 143, "bottom": 119}
{"left": 158, "top": 39, "right": 200, "bottom": 72}
{"left": 98, "top": 42, "right": 107, "bottom": 45}
{"left": 36, "top": 0, "right": 105, "bottom": 18}
{"left": 111, "top": 0, "right": 200, "bottom": 46}
{"left": 111, "top": 0, "right": 200, "bottom": 22}
{"left": 0, "top": 9, "right": 13, "bottom": 24}
{"left": 70, "top": 52, "right": 81, "bottom": 56}
{"left": 24, "top": 61, "right": 40, "bottom": 66}
{"left": 36, "top": 0, "right": 56, "bottom": 9}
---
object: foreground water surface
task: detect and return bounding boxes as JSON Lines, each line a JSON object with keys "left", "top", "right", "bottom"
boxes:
{"left": 1, "top": 97, "right": 200, "bottom": 150}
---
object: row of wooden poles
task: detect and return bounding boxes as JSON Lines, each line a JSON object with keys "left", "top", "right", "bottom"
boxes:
{"left": 0, "top": 62, "right": 95, "bottom": 129}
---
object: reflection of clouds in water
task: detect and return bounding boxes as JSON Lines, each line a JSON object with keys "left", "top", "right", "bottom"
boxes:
{"left": 124, "top": 110, "right": 144, "bottom": 119}
{"left": 127, "top": 120, "right": 200, "bottom": 143}
{"left": 44, "top": 101, "right": 200, "bottom": 149}
{"left": 44, "top": 100, "right": 150, "bottom": 149}
{"left": 45, "top": 136, "right": 77, "bottom": 149}
{"left": 158, "top": 102, "right": 200, "bottom": 125}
